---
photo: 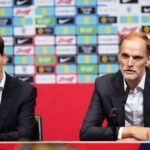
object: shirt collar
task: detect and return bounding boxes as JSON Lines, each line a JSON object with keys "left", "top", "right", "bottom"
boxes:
{"left": 124, "top": 71, "right": 146, "bottom": 91}
{"left": 0, "top": 71, "right": 6, "bottom": 90}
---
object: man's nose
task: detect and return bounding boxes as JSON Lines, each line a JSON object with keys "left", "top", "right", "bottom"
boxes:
{"left": 127, "top": 57, "right": 134, "bottom": 67}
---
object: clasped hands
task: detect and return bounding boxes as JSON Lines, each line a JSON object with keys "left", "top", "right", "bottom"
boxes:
{"left": 118, "top": 127, "right": 150, "bottom": 141}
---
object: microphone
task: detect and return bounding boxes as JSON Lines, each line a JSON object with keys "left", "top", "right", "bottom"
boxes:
{"left": 122, "top": 86, "right": 130, "bottom": 104}
{"left": 109, "top": 86, "right": 130, "bottom": 140}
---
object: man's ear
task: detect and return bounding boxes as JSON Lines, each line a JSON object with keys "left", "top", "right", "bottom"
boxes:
{"left": 146, "top": 55, "right": 150, "bottom": 67}
{"left": 2, "top": 53, "right": 7, "bottom": 65}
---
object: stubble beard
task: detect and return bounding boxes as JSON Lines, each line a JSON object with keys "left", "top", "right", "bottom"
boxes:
{"left": 121, "top": 70, "right": 138, "bottom": 81}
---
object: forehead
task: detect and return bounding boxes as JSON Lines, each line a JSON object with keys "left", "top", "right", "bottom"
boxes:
{"left": 120, "top": 38, "right": 147, "bottom": 56}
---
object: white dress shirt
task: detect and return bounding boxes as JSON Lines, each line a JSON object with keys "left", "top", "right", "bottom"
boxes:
{"left": 118, "top": 72, "right": 146, "bottom": 139}
{"left": 0, "top": 72, "right": 6, "bottom": 104}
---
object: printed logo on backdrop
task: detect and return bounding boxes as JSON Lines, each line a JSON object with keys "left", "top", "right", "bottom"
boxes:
{"left": 99, "top": 64, "right": 119, "bottom": 74}
{"left": 15, "top": 75, "right": 34, "bottom": 82}
{"left": 34, "top": 36, "right": 55, "bottom": 45}
{"left": 120, "top": 0, "right": 138, "bottom": 4}
{"left": 78, "top": 75, "right": 97, "bottom": 83}
{"left": 98, "top": 25, "right": 118, "bottom": 34}
{"left": 35, "top": 18, "right": 54, "bottom": 26}
{"left": 7, "top": 56, "right": 13, "bottom": 64}
{"left": 14, "top": 46, "right": 34, "bottom": 55}
{"left": 141, "top": 6, "right": 150, "bottom": 13}
{"left": 3, "top": 37, "right": 13, "bottom": 46}
{"left": 142, "top": 26, "right": 150, "bottom": 33}
{"left": 78, "top": 65, "right": 98, "bottom": 74}
{"left": 77, "top": 26, "right": 97, "bottom": 35}
{"left": 76, "top": 16, "right": 97, "bottom": 25}
{"left": 0, "top": 27, "right": 13, "bottom": 36}
{"left": 55, "top": 0, "right": 75, "bottom": 5}
{"left": 97, "top": 6, "right": 118, "bottom": 16}
{"left": 0, "top": 0, "right": 12, "bottom": 6}
{"left": 77, "top": 55, "right": 97, "bottom": 64}
{"left": 5, "top": 47, "right": 13, "bottom": 55}
{"left": 56, "top": 36, "right": 76, "bottom": 45}
{"left": 14, "top": 0, "right": 32, "bottom": 6}
{"left": 78, "top": 46, "right": 97, "bottom": 54}
{"left": 140, "top": 0, "right": 150, "bottom": 4}
{"left": 35, "top": 47, "right": 55, "bottom": 55}
{"left": 119, "top": 16, "right": 139, "bottom": 24}
{"left": 97, "top": 0, "right": 118, "bottom": 4}
{"left": 36, "top": 66, "right": 55, "bottom": 73}
{"left": 56, "top": 65, "right": 76, "bottom": 74}
{"left": 56, "top": 46, "right": 76, "bottom": 55}
{"left": 98, "top": 35, "right": 119, "bottom": 44}
{"left": 99, "top": 16, "right": 117, "bottom": 24}
{"left": 34, "top": 0, "right": 54, "bottom": 6}
{"left": 35, "top": 75, "right": 56, "bottom": 84}
{"left": 57, "top": 17, "right": 75, "bottom": 25}
{"left": 0, "top": 18, "right": 11, "bottom": 26}
{"left": 36, "top": 56, "right": 56, "bottom": 65}
{"left": 14, "top": 56, "right": 34, "bottom": 65}
{"left": 77, "top": 36, "right": 97, "bottom": 45}
{"left": 98, "top": 45, "right": 119, "bottom": 54}
{"left": 14, "top": 27, "right": 35, "bottom": 36}
{"left": 119, "top": 5, "right": 139, "bottom": 14}
{"left": 14, "top": 8, "right": 33, "bottom": 16}
{"left": 57, "top": 74, "right": 77, "bottom": 84}
{"left": 15, "top": 37, "right": 33, "bottom": 45}
{"left": 14, "top": 65, "right": 35, "bottom": 74}
{"left": 118, "top": 26, "right": 140, "bottom": 36}
{"left": 36, "top": 27, "right": 54, "bottom": 35}
{"left": 0, "top": 8, "right": 12, "bottom": 17}
{"left": 99, "top": 55, "right": 118, "bottom": 63}
{"left": 58, "top": 56, "right": 76, "bottom": 64}
{"left": 55, "top": 26, "right": 76, "bottom": 35}
{"left": 55, "top": 7, "right": 76, "bottom": 16}
{"left": 77, "top": 7, "right": 95, "bottom": 14}
{"left": 35, "top": 7, "right": 54, "bottom": 16}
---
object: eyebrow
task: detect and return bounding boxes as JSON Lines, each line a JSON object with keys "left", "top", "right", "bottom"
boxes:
{"left": 121, "top": 52, "right": 144, "bottom": 59}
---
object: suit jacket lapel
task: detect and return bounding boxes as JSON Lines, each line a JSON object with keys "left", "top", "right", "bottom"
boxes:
{"left": 143, "top": 68, "right": 150, "bottom": 127}
{"left": 0, "top": 74, "right": 13, "bottom": 130}
{"left": 111, "top": 70, "right": 126, "bottom": 126}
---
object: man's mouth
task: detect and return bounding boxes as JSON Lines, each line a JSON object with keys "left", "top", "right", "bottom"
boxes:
{"left": 124, "top": 69, "right": 136, "bottom": 74}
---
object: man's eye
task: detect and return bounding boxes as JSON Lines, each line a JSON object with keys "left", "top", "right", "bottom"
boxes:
{"left": 122, "top": 55, "right": 129, "bottom": 59}
{"left": 133, "top": 57, "right": 142, "bottom": 60}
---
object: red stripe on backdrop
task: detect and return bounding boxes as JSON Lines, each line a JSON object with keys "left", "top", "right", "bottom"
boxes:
{"left": 35, "top": 84, "right": 94, "bottom": 141}
{"left": 0, "top": 144, "right": 20, "bottom": 150}
{"left": 68, "top": 143, "right": 140, "bottom": 150}
{"left": 0, "top": 143, "right": 140, "bottom": 150}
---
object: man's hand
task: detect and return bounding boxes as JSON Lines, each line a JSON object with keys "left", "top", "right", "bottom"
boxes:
{"left": 122, "top": 127, "right": 150, "bottom": 141}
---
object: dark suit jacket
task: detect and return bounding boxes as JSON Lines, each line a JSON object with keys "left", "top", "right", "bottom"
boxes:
{"left": 0, "top": 73, "right": 37, "bottom": 141}
{"left": 80, "top": 68, "right": 150, "bottom": 141}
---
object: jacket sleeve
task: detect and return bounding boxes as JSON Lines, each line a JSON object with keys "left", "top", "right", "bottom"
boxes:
{"left": 0, "top": 86, "right": 37, "bottom": 141}
{"left": 80, "top": 78, "right": 119, "bottom": 141}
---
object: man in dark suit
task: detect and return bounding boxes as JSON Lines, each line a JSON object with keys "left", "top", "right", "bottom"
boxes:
{"left": 0, "top": 36, "right": 37, "bottom": 141}
{"left": 80, "top": 32, "right": 150, "bottom": 141}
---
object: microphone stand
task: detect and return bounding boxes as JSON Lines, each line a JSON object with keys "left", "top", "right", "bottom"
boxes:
{"left": 110, "top": 108, "right": 119, "bottom": 140}
{"left": 109, "top": 86, "right": 130, "bottom": 140}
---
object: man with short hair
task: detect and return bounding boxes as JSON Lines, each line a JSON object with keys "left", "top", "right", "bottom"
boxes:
{"left": 0, "top": 36, "right": 37, "bottom": 141}
{"left": 80, "top": 32, "right": 150, "bottom": 141}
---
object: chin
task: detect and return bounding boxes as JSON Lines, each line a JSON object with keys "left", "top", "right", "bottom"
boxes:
{"left": 122, "top": 73, "right": 138, "bottom": 80}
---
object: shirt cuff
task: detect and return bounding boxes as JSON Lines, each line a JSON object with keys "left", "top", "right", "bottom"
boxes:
{"left": 118, "top": 127, "right": 124, "bottom": 140}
